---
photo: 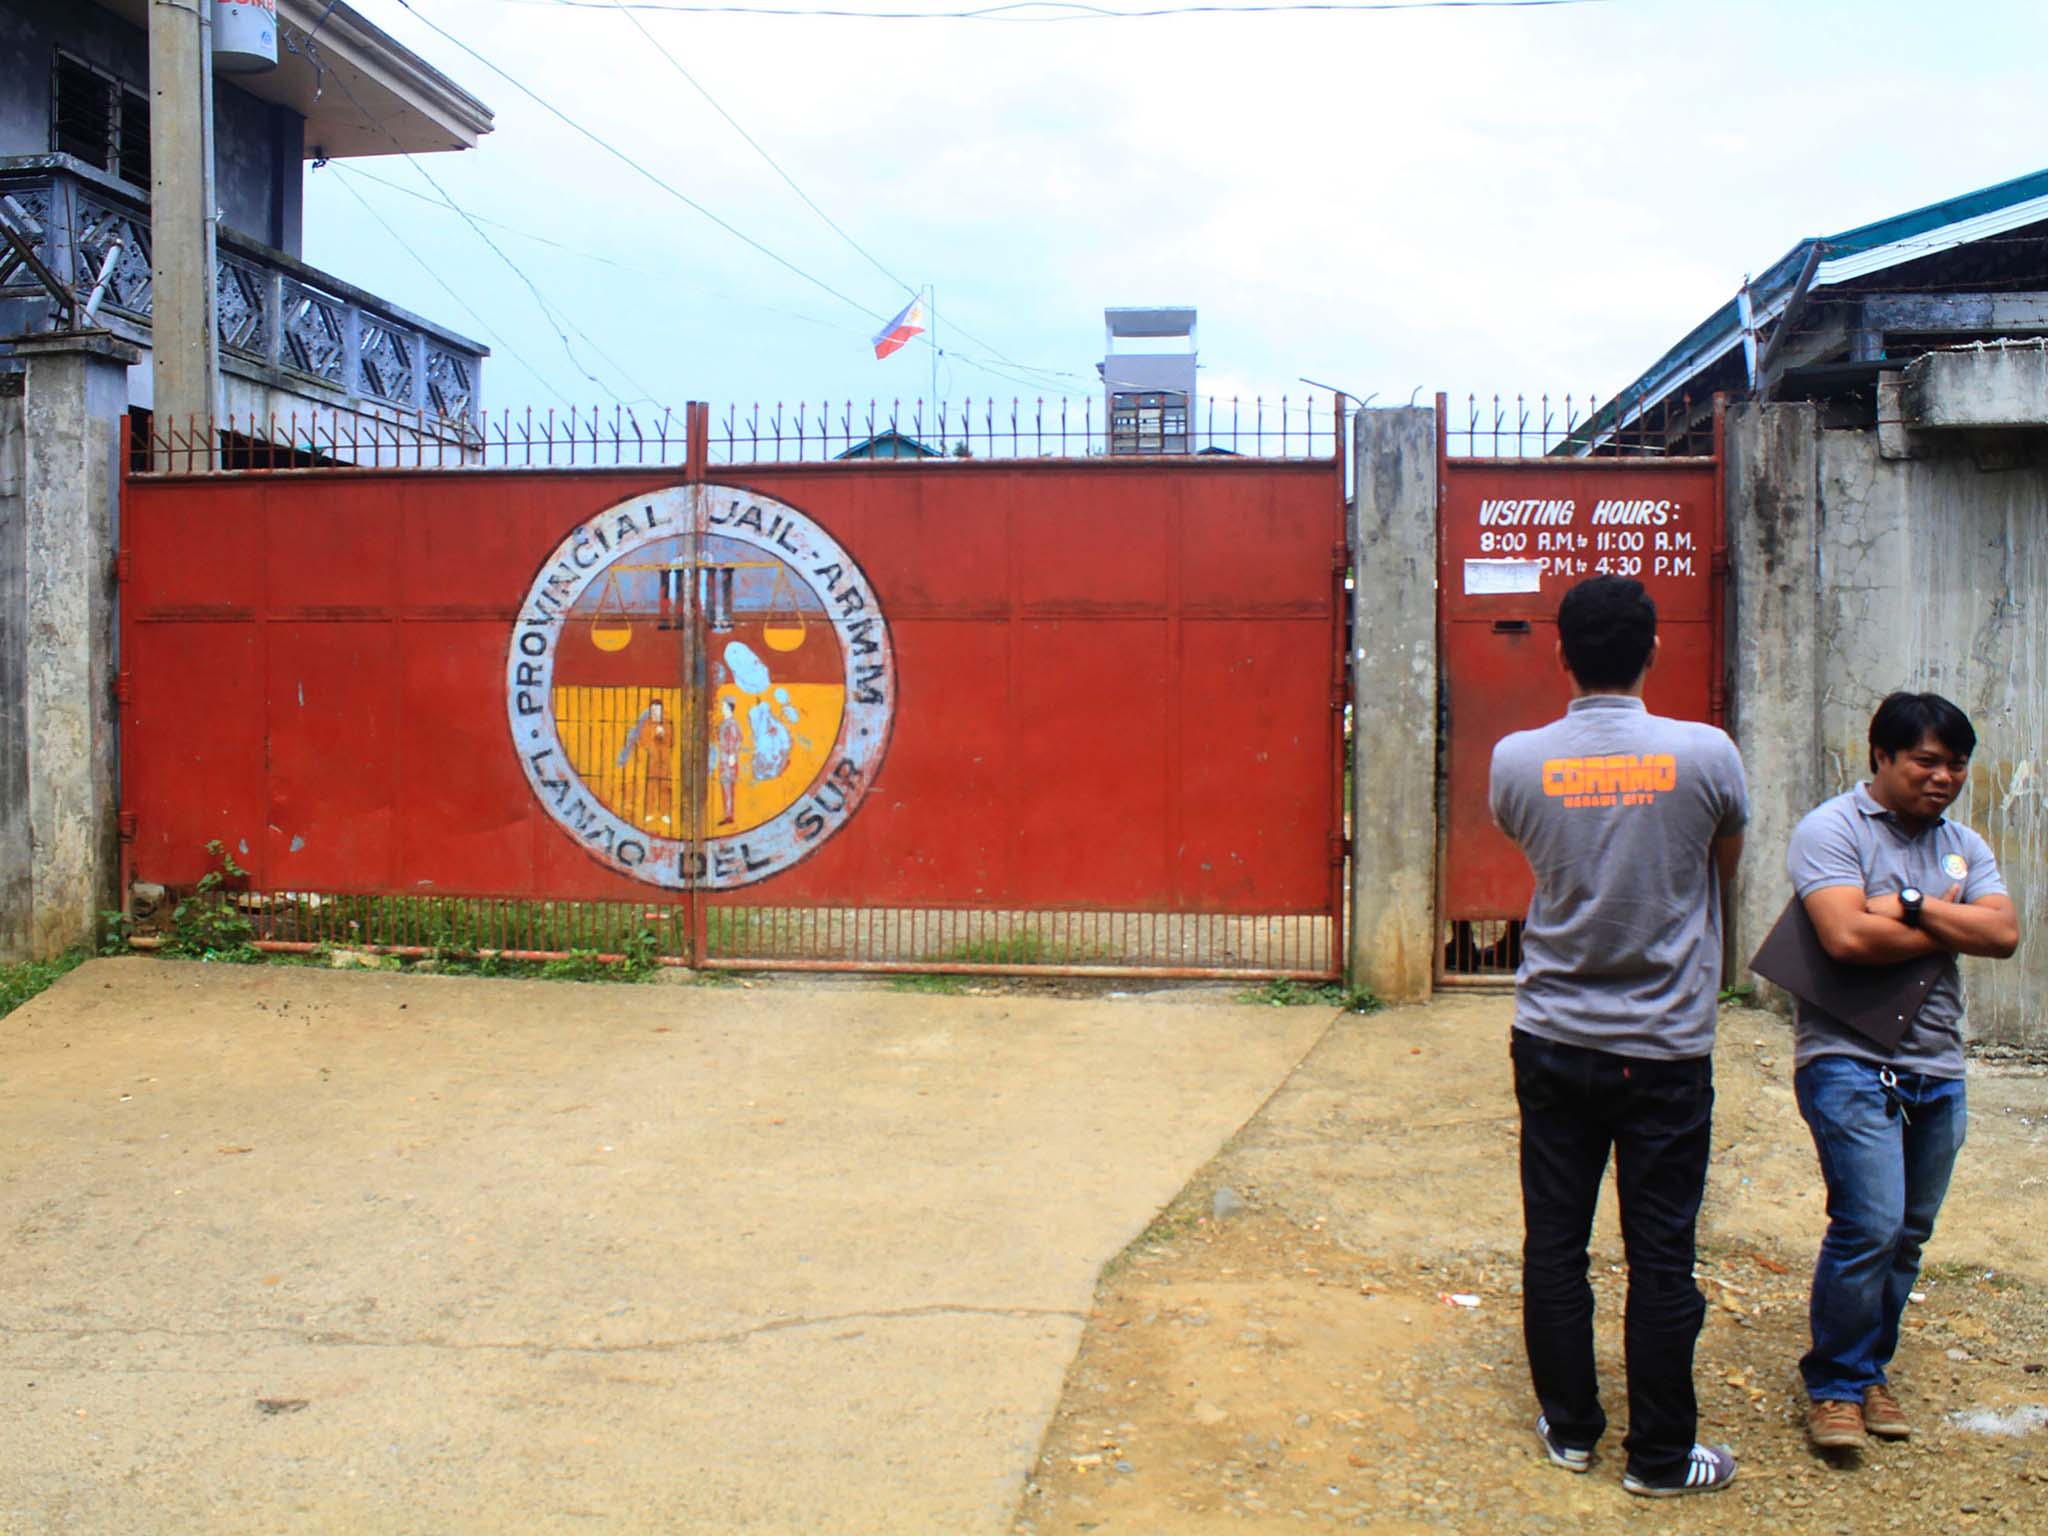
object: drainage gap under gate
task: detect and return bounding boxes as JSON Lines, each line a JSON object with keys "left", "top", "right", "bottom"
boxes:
{"left": 1441, "top": 918, "right": 1522, "bottom": 985}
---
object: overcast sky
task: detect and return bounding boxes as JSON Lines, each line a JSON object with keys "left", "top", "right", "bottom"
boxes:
{"left": 304, "top": 0, "right": 2043, "bottom": 433}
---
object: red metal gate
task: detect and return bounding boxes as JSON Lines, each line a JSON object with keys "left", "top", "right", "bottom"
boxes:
{"left": 1436, "top": 398, "right": 1725, "bottom": 982}
{"left": 118, "top": 405, "right": 1348, "bottom": 978}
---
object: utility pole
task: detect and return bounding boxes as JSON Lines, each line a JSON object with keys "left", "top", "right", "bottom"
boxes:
{"left": 147, "top": 0, "right": 221, "bottom": 463}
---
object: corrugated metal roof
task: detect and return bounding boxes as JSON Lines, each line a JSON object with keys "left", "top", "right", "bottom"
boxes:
{"left": 1575, "top": 167, "right": 2048, "bottom": 449}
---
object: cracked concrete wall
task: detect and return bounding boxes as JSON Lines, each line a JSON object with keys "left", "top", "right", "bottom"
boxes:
{"left": 1813, "top": 428, "right": 2048, "bottom": 1045}
{"left": 0, "top": 380, "right": 26, "bottom": 959}
{"left": 1350, "top": 407, "right": 1436, "bottom": 1002}
{"left": 5, "top": 333, "right": 134, "bottom": 962}
{"left": 1731, "top": 402, "right": 2048, "bottom": 1044}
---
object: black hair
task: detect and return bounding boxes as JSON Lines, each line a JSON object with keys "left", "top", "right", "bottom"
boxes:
{"left": 1868, "top": 692, "right": 1976, "bottom": 771}
{"left": 1556, "top": 575, "right": 1657, "bottom": 690}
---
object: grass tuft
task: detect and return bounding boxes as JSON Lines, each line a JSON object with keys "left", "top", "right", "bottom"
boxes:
{"left": 889, "top": 973, "right": 969, "bottom": 995}
{"left": 947, "top": 932, "right": 1049, "bottom": 966}
{"left": 1238, "top": 978, "right": 1382, "bottom": 1013}
{"left": 0, "top": 950, "right": 89, "bottom": 1021}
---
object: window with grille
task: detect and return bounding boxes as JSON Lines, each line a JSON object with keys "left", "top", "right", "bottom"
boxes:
{"left": 1109, "top": 391, "right": 1191, "bottom": 454}
{"left": 53, "top": 53, "right": 150, "bottom": 187}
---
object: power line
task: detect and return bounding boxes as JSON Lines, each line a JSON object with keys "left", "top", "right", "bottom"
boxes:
{"left": 393, "top": 1, "right": 1101, "bottom": 396}
{"left": 394, "top": 0, "right": 893, "bottom": 327}
{"left": 606, "top": 0, "right": 1088, "bottom": 388}
{"left": 286, "top": 15, "right": 656, "bottom": 404}
{"left": 606, "top": 0, "right": 912, "bottom": 297}
{"left": 329, "top": 163, "right": 847, "bottom": 331}
{"left": 339, "top": 156, "right": 1068, "bottom": 396}
{"left": 485, "top": 0, "right": 1610, "bottom": 19}
{"left": 323, "top": 168, "right": 580, "bottom": 407}
{"left": 390, "top": 152, "right": 662, "bottom": 403}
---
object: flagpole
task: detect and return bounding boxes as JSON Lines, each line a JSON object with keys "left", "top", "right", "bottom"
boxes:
{"left": 927, "top": 283, "right": 938, "bottom": 440}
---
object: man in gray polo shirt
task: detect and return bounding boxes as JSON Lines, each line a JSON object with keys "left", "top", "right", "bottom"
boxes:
{"left": 1490, "top": 575, "right": 1748, "bottom": 1498}
{"left": 1786, "top": 692, "right": 2018, "bottom": 1452}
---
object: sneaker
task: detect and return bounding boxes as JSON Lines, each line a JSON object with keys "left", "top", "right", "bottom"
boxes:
{"left": 1808, "top": 1397, "right": 1866, "bottom": 1449}
{"left": 1535, "top": 1415, "right": 1593, "bottom": 1473}
{"left": 1862, "top": 1384, "right": 1911, "bottom": 1440}
{"left": 1621, "top": 1443, "right": 1737, "bottom": 1498}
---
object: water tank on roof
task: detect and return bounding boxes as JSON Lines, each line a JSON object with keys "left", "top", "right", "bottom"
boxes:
{"left": 213, "top": 0, "right": 279, "bottom": 74}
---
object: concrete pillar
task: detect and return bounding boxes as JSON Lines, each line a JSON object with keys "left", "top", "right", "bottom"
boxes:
{"left": 0, "top": 375, "right": 27, "bottom": 959}
{"left": 1724, "top": 402, "right": 1823, "bottom": 989}
{"left": 1349, "top": 406, "right": 1438, "bottom": 1002}
{"left": 148, "top": 0, "right": 222, "bottom": 451}
{"left": 1, "top": 331, "right": 139, "bottom": 961}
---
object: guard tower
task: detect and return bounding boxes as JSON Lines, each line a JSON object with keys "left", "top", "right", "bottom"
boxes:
{"left": 1099, "top": 306, "right": 1196, "bottom": 454}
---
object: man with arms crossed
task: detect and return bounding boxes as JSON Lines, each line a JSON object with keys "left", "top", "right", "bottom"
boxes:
{"left": 1788, "top": 693, "right": 2018, "bottom": 1450}
{"left": 1490, "top": 575, "right": 1748, "bottom": 1497}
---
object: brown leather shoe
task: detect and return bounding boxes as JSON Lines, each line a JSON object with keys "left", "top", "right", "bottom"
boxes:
{"left": 1862, "top": 1384, "right": 1911, "bottom": 1440}
{"left": 1808, "top": 1397, "right": 1865, "bottom": 1449}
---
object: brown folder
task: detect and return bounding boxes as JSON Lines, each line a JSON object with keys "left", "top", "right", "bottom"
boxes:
{"left": 1748, "top": 897, "right": 1952, "bottom": 1053}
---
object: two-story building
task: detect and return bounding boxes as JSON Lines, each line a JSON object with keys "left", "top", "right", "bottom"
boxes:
{"left": 0, "top": 0, "right": 494, "bottom": 455}
{"left": 1, "top": 2, "right": 497, "bottom": 961}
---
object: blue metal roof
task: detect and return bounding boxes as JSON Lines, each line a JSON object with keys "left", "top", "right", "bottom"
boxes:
{"left": 1569, "top": 167, "right": 2048, "bottom": 451}
{"left": 834, "top": 429, "right": 943, "bottom": 460}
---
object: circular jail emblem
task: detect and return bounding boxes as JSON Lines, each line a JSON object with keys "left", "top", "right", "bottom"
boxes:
{"left": 504, "top": 484, "right": 896, "bottom": 890}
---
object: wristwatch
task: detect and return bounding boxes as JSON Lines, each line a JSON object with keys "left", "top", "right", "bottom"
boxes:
{"left": 1900, "top": 887, "right": 1925, "bottom": 926}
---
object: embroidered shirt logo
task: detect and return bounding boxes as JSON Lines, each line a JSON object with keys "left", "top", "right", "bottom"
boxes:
{"left": 1942, "top": 851, "right": 1969, "bottom": 882}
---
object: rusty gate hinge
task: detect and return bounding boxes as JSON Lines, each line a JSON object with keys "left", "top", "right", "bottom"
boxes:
{"left": 1329, "top": 832, "right": 1352, "bottom": 866}
{"left": 114, "top": 552, "right": 132, "bottom": 585}
{"left": 113, "top": 671, "right": 131, "bottom": 704}
{"left": 1333, "top": 542, "right": 1352, "bottom": 575}
{"left": 1710, "top": 549, "right": 1729, "bottom": 576}
{"left": 117, "top": 811, "right": 137, "bottom": 842}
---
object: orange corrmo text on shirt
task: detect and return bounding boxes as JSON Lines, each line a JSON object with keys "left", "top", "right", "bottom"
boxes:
{"left": 1541, "top": 753, "right": 1679, "bottom": 808}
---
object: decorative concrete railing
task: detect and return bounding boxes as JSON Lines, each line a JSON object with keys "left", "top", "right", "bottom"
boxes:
{"left": 0, "top": 156, "right": 483, "bottom": 426}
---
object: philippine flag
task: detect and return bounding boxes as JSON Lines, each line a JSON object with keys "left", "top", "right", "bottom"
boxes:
{"left": 871, "top": 295, "right": 926, "bottom": 360}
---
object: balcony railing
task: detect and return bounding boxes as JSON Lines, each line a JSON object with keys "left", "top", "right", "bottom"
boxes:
{"left": 0, "top": 155, "right": 483, "bottom": 427}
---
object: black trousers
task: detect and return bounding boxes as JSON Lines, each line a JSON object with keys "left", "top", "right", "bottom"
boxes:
{"left": 1512, "top": 1029, "right": 1713, "bottom": 1483}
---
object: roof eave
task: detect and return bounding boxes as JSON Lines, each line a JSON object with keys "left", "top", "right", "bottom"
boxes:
{"left": 1576, "top": 167, "right": 2048, "bottom": 451}
{"left": 286, "top": 1, "right": 494, "bottom": 145}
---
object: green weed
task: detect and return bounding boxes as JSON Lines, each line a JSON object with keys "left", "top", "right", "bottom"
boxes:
{"left": 948, "top": 932, "right": 1049, "bottom": 966}
{"left": 889, "top": 973, "right": 968, "bottom": 995}
{"left": 164, "top": 841, "right": 261, "bottom": 963}
{"left": 0, "top": 950, "right": 89, "bottom": 1021}
{"left": 1239, "top": 977, "right": 1382, "bottom": 1013}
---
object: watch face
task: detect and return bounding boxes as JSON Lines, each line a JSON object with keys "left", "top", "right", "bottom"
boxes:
{"left": 1901, "top": 887, "right": 1923, "bottom": 903}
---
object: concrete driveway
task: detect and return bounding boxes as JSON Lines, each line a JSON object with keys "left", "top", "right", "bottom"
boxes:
{"left": 0, "top": 959, "right": 1330, "bottom": 1533}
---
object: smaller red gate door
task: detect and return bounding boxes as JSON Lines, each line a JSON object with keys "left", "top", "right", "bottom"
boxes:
{"left": 1436, "top": 415, "right": 1724, "bottom": 979}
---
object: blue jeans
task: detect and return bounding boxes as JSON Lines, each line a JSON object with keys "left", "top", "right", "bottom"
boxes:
{"left": 1794, "top": 1056, "right": 1967, "bottom": 1402}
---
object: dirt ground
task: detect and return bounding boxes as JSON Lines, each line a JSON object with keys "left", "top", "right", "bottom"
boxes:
{"left": 1015, "top": 996, "right": 2048, "bottom": 1535}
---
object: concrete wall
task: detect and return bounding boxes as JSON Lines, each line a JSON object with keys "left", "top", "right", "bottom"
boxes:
{"left": 1724, "top": 402, "right": 1823, "bottom": 1010}
{"left": 213, "top": 81, "right": 301, "bottom": 255}
{"left": 1728, "top": 401, "right": 2048, "bottom": 1045}
{"left": 0, "top": 375, "right": 27, "bottom": 958}
{"left": 1349, "top": 406, "right": 1437, "bottom": 1002}
{"left": 1815, "top": 427, "right": 2048, "bottom": 1045}
{"left": 0, "top": 331, "right": 133, "bottom": 962}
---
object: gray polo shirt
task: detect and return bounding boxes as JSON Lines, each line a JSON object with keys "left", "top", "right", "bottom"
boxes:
{"left": 1489, "top": 696, "right": 1749, "bottom": 1060}
{"left": 1785, "top": 784, "right": 2006, "bottom": 1077}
